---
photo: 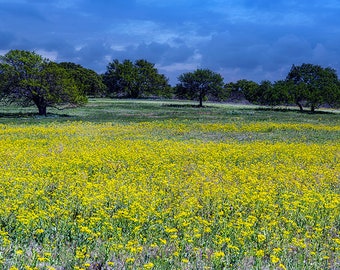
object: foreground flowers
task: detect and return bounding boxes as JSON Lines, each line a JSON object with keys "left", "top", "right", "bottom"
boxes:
{"left": 0, "top": 120, "right": 339, "bottom": 269}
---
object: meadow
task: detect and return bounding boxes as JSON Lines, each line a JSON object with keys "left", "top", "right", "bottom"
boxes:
{"left": 0, "top": 99, "right": 339, "bottom": 269}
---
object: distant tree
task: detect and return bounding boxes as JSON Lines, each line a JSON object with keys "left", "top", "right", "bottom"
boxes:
{"left": 103, "top": 59, "right": 171, "bottom": 98}
{"left": 231, "top": 79, "right": 291, "bottom": 106}
{"left": 286, "top": 63, "right": 340, "bottom": 112}
{"left": 269, "top": 80, "right": 291, "bottom": 106}
{"left": 0, "top": 50, "right": 87, "bottom": 115}
{"left": 103, "top": 59, "right": 135, "bottom": 97}
{"left": 134, "top": 59, "right": 172, "bottom": 98}
{"left": 224, "top": 81, "right": 252, "bottom": 102}
{"left": 59, "top": 62, "right": 107, "bottom": 97}
{"left": 175, "top": 69, "right": 225, "bottom": 106}
{"left": 234, "top": 79, "right": 260, "bottom": 103}
{"left": 257, "top": 80, "right": 274, "bottom": 105}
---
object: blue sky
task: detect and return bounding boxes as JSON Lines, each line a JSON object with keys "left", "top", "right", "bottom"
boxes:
{"left": 1, "top": 0, "right": 340, "bottom": 84}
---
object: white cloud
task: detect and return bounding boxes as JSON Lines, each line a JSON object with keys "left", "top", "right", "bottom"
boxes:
{"left": 0, "top": 49, "right": 9, "bottom": 56}
{"left": 35, "top": 49, "right": 58, "bottom": 61}
{"left": 110, "top": 45, "right": 126, "bottom": 52}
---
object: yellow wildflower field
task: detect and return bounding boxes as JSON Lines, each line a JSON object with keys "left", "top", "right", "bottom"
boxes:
{"left": 0, "top": 120, "right": 339, "bottom": 269}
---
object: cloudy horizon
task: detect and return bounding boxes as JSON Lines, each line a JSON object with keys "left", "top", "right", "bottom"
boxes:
{"left": 1, "top": 0, "right": 339, "bottom": 85}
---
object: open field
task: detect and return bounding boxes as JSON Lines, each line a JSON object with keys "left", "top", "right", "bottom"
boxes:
{"left": 0, "top": 99, "right": 339, "bottom": 269}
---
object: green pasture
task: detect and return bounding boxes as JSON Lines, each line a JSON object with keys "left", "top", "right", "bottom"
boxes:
{"left": 1, "top": 98, "right": 339, "bottom": 123}
{"left": 0, "top": 99, "right": 339, "bottom": 144}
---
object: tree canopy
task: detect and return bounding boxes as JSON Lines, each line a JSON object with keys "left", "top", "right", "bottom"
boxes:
{"left": 285, "top": 63, "right": 340, "bottom": 111}
{"left": 59, "top": 62, "right": 107, "bottom": 97}
{"left": 175, "top": 69, "right": 225, "bottom": 106}
{"left": 225, "top": 64, "right": 340, "bottom": 111}
{"left": 103, "top": 59, "right": 171, "bottom": 98}
{"left": 0, "top": 50, "right": 87, "bottom": 115}
{"left": 232, "top": 79, "right": 260, "bottom": 103}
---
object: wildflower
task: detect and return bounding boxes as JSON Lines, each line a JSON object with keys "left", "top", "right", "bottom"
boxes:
{"left": 15, "top": 249, "right": 24, "bottom": 255}
{"left": 159, "top": 238, "right": 167, "bottom": 245}
{"left": 270, "top": 255, "right": 280, "bottom": 264}
{"left": 257, "top": 234, "right": 266, "bottom": 242}
{"left": 279, "top": 263, "right": 287, "bottom": 270}
{"left": 37, "top": 256, "right": 49, "bottom": 262}
{"left": 212, "top": 251, "right": 225, "bottom": 259}
{"left": 255, "top": 249, "right": 265, "bottom": 258}
{"left": 107, "top": 262, "right": 115, "bottom": 267}
{"left": 126, "top": 258, "right": 135, "bottom": 264}
{"left": 35, "top": 229, "right": 44, "bottom": 234}
{"left": 143, "top": 262, "right": 154, "bottom": 269}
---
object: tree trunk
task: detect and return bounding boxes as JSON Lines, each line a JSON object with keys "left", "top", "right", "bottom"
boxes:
{"left": 296, "top": 102, "right": 303, "bottom": 111}
{"left": 37, "top": 104, "right": 47, "bottom": 116}
{"left": 33, "top": 95, "right": 47, "bottom": 116}
{"left": 199, "top": 94, "right": 203, "bottom": 107}
{"left": 311, "top": 104, "right": 315, "bottom": 113}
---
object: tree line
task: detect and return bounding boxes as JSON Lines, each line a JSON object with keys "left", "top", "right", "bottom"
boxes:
{"left": 1, "top": 50, "right": 339, "bottom": 115}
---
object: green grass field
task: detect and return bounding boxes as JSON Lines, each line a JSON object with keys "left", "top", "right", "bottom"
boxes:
{"left": 1, "top": 98, "right": 339, "bottom": 123}
{"left": 1, "top": 99, "right": 339, "bottom": 144}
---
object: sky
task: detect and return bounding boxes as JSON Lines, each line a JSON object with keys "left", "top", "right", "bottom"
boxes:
{"left": 1, "top": 0, "right": 340, "bottom": 85}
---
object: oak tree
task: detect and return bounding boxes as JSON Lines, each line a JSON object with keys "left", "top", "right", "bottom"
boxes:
{"left": 0, "top": 50, "right": 87, "bottom": 115}
{"left": 103, "top": 59, "right": 171, "bottom": 98}
{"left": 175, "top": 69, "right": 225, "bottom": 106}
{"left": 286, "top": 63, "right": 340, "bottom": 112}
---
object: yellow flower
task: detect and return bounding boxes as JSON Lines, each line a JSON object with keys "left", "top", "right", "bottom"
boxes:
{"left": 107, "top": 261, "right": 115, "bottom": 267}
{"left": 212, "top": 251, "right": 225, "bottom": 259}
{"left": 270, "top": 255, "right": 280, "bottom": 264}
{"left": 37, "top": 257, "right": 49, "bottom": 262}
{"left": 126, "top": 258, "right": 135, "bottom": 264}
{"left": 255, "top": 249, "right": 265, "bottom": 258}
{"left": 273, "top": 247, "right": 282, "bottom": 254}
{"left": 279, "top": 263, "right": 287, "bottom": 270}
{"left": 257, "top": 234, "right": 266, "bottom": 242}
{"left": 143, "top": 262, "right": 154, "bottom": 269}
{"left": 159, "top": 238, "right": 167, "bottom": 245}
{"left": 15, "top": 249, "right": 24, "bottom": 255}
{"left": 170, "top": 234, "right": 178, "bottom": 239}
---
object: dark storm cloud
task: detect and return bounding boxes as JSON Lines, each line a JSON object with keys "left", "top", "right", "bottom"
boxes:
{"left": 1, "top": 0, "right": 340, "bottom": 83}
{"left": 110, "top": 42, "right": 193, "bottom": 66}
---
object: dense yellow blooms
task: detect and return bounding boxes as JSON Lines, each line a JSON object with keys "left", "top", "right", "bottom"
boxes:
{"left": 0, "top": 120, "right": 338, "bottom": 269}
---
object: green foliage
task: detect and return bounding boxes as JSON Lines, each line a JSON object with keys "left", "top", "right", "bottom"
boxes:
{"left": 59, "top": 62, "right": 107, "bottom": 97}
{"left": 286, "top": 63, "right": 340, "bottom": 112}
{"left": 175, "top": 69, "right": 226, "bottom": 106}
{"left": 269, "top": 80, "right": 291, "bottom": 106}
{"left": 41, "top": 62, "right": 88, "bottom": 105}
{"left": 0, "top": 50, "right": 87, "bottom": 115}
{"left": 233, "top": 79, "right": 260, "bottom": 103}
{"left": 103, "top": 59, "right": 171, "bottom": 98}
{"left": 229, "top": 65, "right": 340, "bottom": 112}
{"left": 230, "top": 80, "right": 287, "bottom": 106}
